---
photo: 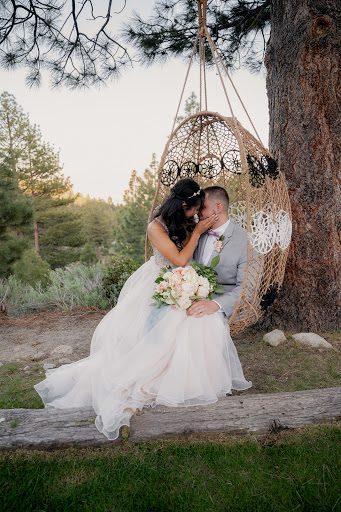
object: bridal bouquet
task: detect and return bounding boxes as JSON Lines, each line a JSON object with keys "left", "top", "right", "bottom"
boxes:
{"left": 152, "top": 256, "right": 224, "bottom": 310}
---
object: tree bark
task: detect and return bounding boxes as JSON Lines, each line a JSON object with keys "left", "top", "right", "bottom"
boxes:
{"left": 96, "top": 243, "right": 101, "bottom": 260}
{"left": 33, "top": 219, "right": 40, "bottom": 257}
{"left": 0, "top": 387, "right": 339, "bottom": 449}
{"left": 31, "top": 189, "right": 41, "bottom": 257}
{"left": 263, "top": 0, "right": 341, "bottom": 330}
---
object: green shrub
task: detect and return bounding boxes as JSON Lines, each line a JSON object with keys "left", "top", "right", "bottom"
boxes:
{"left": 80, "top": 242, "right": 98, "bottom": 266}
{"left": 102, "top": 253, "right": 140, "bottom": 307}
{"left": 0, "top": 262, "right": 109, "bottom": 316}
{"left": 11, "top": 248, "right": 51, "bottom": 287}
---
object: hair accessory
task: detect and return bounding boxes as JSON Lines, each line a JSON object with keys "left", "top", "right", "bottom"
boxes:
{"left": 171, "top": 187, "right": 203, "bottom": 200}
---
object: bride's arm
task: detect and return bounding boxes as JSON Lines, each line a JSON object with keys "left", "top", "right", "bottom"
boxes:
{"left": 147, "top": 215, "right": 217, "bottom": 267}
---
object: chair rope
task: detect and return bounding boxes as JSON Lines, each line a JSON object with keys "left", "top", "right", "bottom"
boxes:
{"left": 171, "top": 0, "right": 263, "bottom": 146}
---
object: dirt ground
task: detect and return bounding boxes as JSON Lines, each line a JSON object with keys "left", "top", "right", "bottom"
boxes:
{"left": 0, "top": 309, "right": 262, "bottom": 366}
{"left": 0, "top": 309, "right": 340, "bottom": 386}
{"left": 0, "top": 310, "right": 107, "bottom": 365}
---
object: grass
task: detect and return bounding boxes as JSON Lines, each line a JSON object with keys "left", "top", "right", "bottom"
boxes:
{"left": 0, "top": 363, "right": 44, "bottom": 409}
{"left": 233, "top": 331, "right": 341, "bottom": 396}
{"left": 0, "top": 423, "right": 340, "bottom": 512}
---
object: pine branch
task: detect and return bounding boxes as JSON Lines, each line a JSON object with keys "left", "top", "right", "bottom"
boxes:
{"left": 123, "top": 0, "right": 271, "bottom": 72}
{"left": 0, "top": 0, "right": 131, "bottom": 88}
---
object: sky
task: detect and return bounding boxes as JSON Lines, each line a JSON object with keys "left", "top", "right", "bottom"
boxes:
{"left": 0, "top": 1, "right": 269, "bottom": 204}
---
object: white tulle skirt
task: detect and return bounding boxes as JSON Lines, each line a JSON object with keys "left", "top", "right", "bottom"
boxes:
{"left": 34, "top": 257, "right": 252, "bottom": 440}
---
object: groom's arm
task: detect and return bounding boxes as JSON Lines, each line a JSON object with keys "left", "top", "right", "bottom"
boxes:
{"left": 213, "top": 245, "right": 248, "bottom": 319}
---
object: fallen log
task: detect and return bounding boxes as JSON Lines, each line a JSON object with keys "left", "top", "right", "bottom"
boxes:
{"left": 129, "top": 387, "right": 341, "bottom": 442}
{"left": 0, "top": 387, "right": 340, "bottom": 450}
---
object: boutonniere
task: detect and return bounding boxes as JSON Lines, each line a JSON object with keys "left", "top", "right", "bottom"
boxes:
{"left": 214, "top": 235, "right": 225, "bottom": 253}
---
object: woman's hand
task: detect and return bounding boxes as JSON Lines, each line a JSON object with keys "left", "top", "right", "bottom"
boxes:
{"left": 193, "top": 214, "right": 218, "bottom": 236}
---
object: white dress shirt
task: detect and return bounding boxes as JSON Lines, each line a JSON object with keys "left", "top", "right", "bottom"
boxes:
{"left": 201, "top": 219, "right": 230, "bottom": 312}
{"left": 201, "top": 219, "right": 230, "bottom": 266}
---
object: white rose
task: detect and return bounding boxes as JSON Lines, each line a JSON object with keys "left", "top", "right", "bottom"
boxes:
{"left": 182, "top": 282, "right": 198, "bottom": 295}
{"left": 177, "top": 295, "right": 192, "bottom": 310}
{"left": 214, "top": 240, "right": 223, "bottom": 253}
{"left": 163, "top": 272, "right": 173, "bottom": 280}
{"left": 168, "top": 274, "right": 182, "bottom": 287}
{"left": 197, "top": 285, "right": 210, "bottom": 298}
{"left": 198, "top": 276, "right": 210, "bottom": 287}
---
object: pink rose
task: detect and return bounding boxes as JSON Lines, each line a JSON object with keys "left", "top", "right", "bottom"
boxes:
{"left": 157, "top": 281, "right": 168, "bottom": 293}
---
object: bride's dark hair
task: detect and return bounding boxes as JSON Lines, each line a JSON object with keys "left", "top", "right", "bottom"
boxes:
{"left": 153, "top": 178, "right": 205, "bottom": 246}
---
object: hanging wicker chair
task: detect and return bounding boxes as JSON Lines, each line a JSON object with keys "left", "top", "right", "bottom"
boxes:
{"left": 146, "top": 1, "right": 292, "bottom": 336}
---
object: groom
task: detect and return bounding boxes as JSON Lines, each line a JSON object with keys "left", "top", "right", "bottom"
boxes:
{"left": 187, "top": 186, "right": 247, "bottom": 319}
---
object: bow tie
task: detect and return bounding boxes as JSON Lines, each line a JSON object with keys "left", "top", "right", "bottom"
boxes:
{"left": 207, "top": 230, "right": 220, "bottom": 237}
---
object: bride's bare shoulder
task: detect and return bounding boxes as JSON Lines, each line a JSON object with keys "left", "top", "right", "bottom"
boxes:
{"left": 148, "top": 218, "right": 166, "bottom": 234}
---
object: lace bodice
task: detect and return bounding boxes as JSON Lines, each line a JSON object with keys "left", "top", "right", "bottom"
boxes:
{"left": 149, "top": 217, "right": 183, "bottom": 268}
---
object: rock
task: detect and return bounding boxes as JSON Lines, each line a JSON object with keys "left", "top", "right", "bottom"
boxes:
{"left": 58, "top": 357, "right": 72, "bottom": 364}
{"left": 31, "top": 352, "right": 48, "bottom": 362}
{"left": 292, "top": 333, "right": 333, "bottom": 349}
{"left": 43, "top": 363, "right": 56, "bottom": 371}
{"left": 51, "top": 345, "right": 74, "bottom": 356}
{"left": 23, "top": 366, "right": 30, "bottom": 371}
{"left": 263, "top": 329, "right": 286, "bottom": 347}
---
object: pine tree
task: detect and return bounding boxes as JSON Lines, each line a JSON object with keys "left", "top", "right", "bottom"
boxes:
{"left": 81, "top": 200, "right": 114, "bottom": 260}
{"left": 113, "top": 155, "right": 158, "bottom": 263}
{"left": 0, "top": 92, "right": 85, "bottom": 269}
{"left": 17, "top": 123, "right": 76, "bottom": 258}
{"left": 0, "top": 91, "right": 30, "bottom": 156}
{"left": 0, "top": 153, "right": 33, "bottom": 276}
{"left": 176, "top": 92, "right": 200, "bottom": 125}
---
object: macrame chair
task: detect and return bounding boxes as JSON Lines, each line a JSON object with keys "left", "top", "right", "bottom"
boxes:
{"left": 146, "top": 0, "right": 292, "bottom": 336}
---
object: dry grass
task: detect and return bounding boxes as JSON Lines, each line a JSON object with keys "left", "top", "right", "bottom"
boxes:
{"left": 233, "top": 328, "right": 341, "bottom": 394}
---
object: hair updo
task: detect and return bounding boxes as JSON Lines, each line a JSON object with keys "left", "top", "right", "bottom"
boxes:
{"left": 153, "top": 179, "right": 205, "bottom": 247}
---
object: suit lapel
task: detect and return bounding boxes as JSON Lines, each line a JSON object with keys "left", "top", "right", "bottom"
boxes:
{"left": 197, "top": 233, "right": 208, "bottom": 263}
{"left": 208, "top": 219, "right": 236, "bottom": 265}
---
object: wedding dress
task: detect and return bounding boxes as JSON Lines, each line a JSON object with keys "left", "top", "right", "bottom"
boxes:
{"left": 34, "top": 218, "right": 252, "bottom": 440}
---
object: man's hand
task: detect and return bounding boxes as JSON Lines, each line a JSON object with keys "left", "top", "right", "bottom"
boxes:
{"left": 186, "top": 299, "right": 220, "bottom": 317}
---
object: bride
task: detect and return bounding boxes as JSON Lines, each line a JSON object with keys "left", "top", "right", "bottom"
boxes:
{"left": 34, "top": 179, "right": 252, "bottom": 440}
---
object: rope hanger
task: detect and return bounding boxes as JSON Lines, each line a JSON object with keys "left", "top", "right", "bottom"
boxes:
{"left": 170, "top": 0, "right": 263, "bottom": 146}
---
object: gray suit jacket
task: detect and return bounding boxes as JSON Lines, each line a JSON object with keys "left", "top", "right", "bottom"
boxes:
{"left": 193, "top": 219, "right": 247, "bottom": 319}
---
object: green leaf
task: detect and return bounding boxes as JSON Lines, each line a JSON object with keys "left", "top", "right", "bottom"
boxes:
{"left": 169, "top": 291, "right": 180, "bottom": 308}
{"left": 192, "top": 260, "right": 204, "bottom": 269}
{"left": 214, "top": 288, "right": 225, "bottom": 294}
{"left": 155, "top": 277, "right": 163, "bottom": 284}
{"left": 210, "top": 255, "right": 220, "bottom": 268}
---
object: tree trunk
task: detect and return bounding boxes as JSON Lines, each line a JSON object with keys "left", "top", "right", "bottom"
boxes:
{"left": 263, "top": 0, "right": 341, "bottom": 330}
{"left": 33, "top": 220, "right": 40, "bottom": 257}
{"left": 96, "top": 243, "right": 101, "bottom": 260}
{"left": 31, "top": 189, "right": 41, "bottom": 257}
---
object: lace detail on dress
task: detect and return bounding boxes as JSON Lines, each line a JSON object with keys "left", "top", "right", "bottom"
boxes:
{"left": 149, "top": 217, "right": 182, "bottom": 268}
